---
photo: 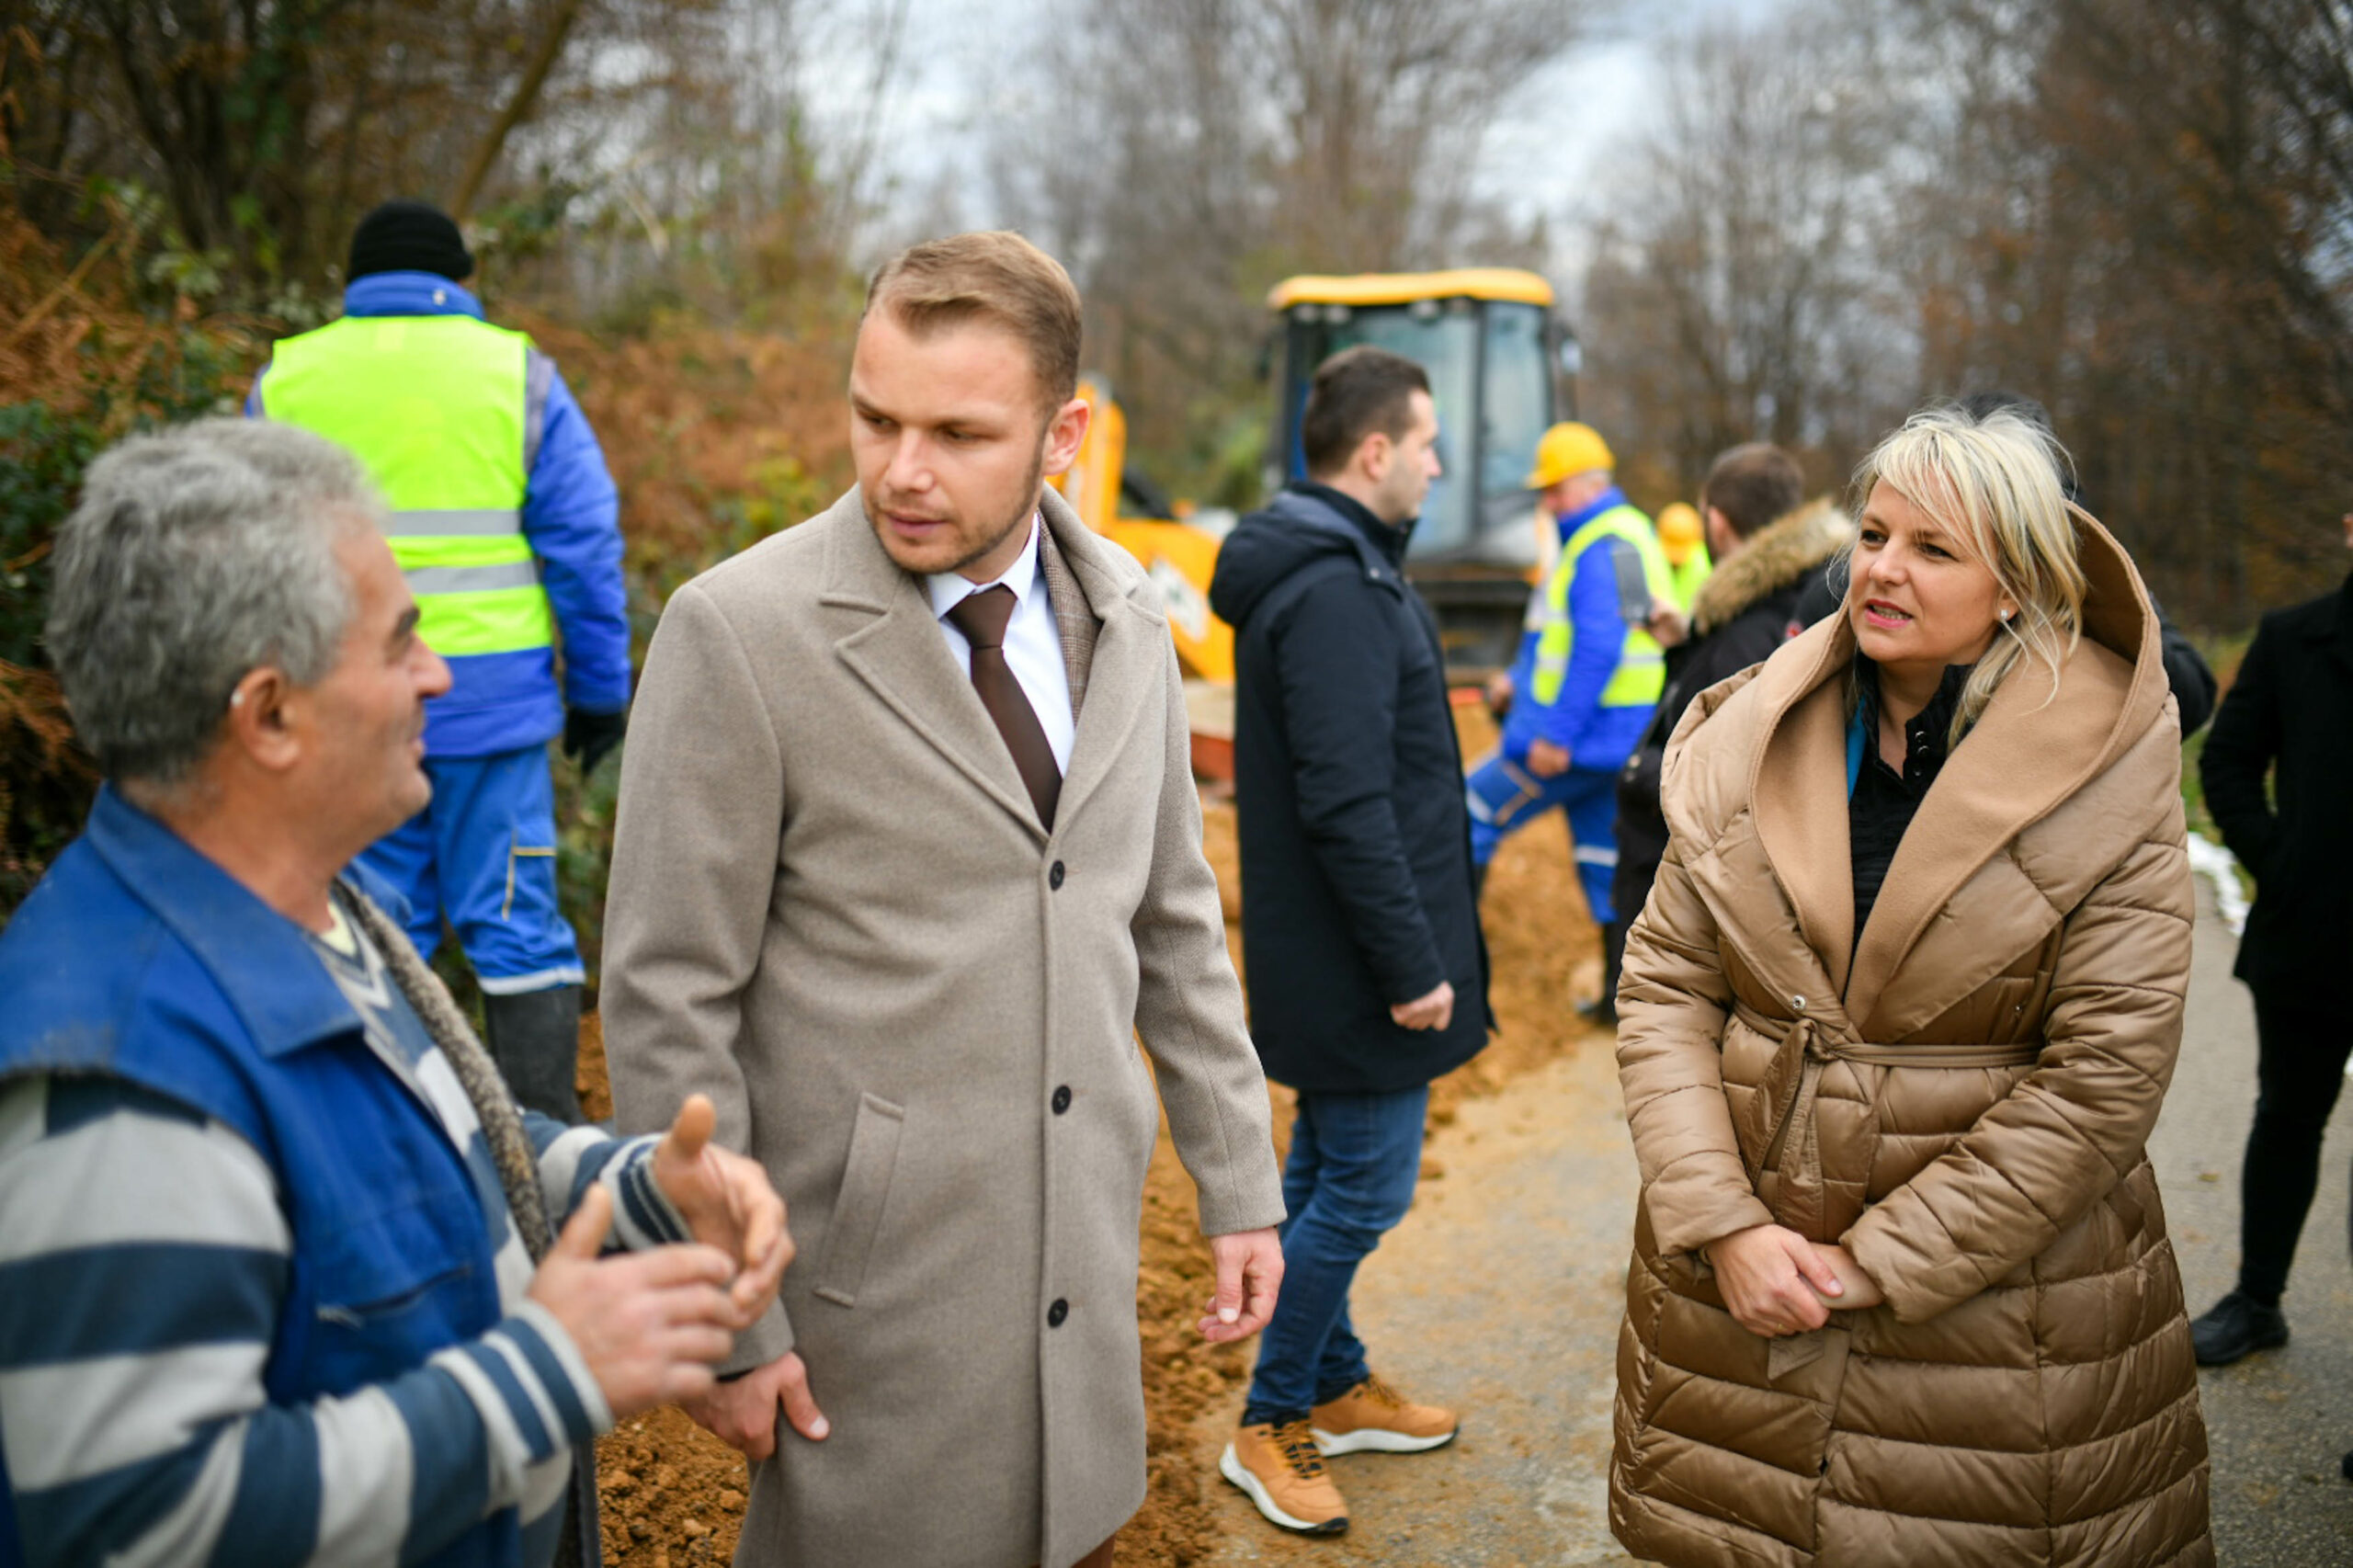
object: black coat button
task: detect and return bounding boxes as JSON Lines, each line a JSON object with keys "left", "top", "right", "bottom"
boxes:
{"left": 1048, "top": 1298, "right": 1069, "bottom": 1327}
{"left": 1051, "top": 1085, "right": 1072, "bottom": 1114}
{"left": 1049, "top": 861, "right": 1065, "bottom": 890}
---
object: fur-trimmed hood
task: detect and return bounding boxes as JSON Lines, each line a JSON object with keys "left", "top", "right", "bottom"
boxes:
{"left": 1689, "top": 496, "right": 1849, "bottom": 637}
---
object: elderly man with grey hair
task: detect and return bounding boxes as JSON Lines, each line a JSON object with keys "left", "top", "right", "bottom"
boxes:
{"left": 0, "top": 418, "right": 792, "bottom": 1568}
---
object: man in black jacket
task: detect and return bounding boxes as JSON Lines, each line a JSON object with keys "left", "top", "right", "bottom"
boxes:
{"left": 1611, "top": 443, "right": 1843, "bottom": 1011}
{"left": 2186, "top": 510, "right": 2353, "bottom": 1369}
{"left": 1206, "top": 346, "right": 1491, "bottom": 1538}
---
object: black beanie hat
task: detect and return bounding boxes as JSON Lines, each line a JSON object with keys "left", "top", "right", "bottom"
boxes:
{"left": 348, "top": 200, "right": 474, "bottom": 282}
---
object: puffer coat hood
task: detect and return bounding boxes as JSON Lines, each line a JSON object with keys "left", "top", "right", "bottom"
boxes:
{"left": 1609, "top": 511, "right": 2212, "bottom": 1566}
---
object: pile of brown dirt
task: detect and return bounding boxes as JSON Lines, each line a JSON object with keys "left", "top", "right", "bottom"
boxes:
{"left": 580, "top": 705, "right": 1605, "bottom": 1566}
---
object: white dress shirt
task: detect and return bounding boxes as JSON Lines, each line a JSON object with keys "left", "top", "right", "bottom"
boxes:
{"left": 926, "top": 513, "right": 1077, "bottom": 772}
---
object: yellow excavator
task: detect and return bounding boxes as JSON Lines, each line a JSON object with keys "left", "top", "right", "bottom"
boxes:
{"left": 1055, "top": 267, "right": 1579, "bottom": 702}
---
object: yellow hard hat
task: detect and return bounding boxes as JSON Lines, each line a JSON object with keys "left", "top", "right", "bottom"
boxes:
{"left": 1656, "top": 502, "right": 1704, "bottom": 565}
{"left": 1525, "top": 422, "right": 1616, "bottom": 490}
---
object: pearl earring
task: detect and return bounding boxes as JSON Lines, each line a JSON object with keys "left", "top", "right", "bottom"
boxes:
{"left": 2000, "top": 608, "right": 2015, "bottom": 621}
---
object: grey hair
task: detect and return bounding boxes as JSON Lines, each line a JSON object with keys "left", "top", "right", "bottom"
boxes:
{"left": 45, "top": 416, "right": 387, "bottom": 791}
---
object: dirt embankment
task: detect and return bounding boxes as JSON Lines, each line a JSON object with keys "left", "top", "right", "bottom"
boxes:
{"left": 581, "top": 708, "right": 1606, "bottom": 1566}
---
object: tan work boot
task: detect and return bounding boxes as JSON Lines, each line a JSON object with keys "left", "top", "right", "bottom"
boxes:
{"left": 1310, "top": 1373, "right": 1460, "bottom": 1455}
{"left": 1220, "top": 1419, "right": 1349, "bottom": 1535}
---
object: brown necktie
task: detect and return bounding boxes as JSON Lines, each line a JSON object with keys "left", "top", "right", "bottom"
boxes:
{"left": 945, "top": 585, "right": 1061, "bottom": 829}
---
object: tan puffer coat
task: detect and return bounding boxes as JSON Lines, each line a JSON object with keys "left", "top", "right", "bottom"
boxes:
{"left": 1608, "top": 515, "right": 2212, "bottom": 1567}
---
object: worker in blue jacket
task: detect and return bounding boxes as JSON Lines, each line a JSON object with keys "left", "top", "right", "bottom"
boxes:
{"left": 249, "top": 200, "right": 631, "bottom": 1119}
{"left": 1466, "top": 423, "right": 1671, "bottom": 1024}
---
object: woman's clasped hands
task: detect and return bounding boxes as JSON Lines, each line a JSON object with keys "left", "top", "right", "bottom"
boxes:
{"left": 1702, "top": 1223, "right": 1886, "bottom": 1337}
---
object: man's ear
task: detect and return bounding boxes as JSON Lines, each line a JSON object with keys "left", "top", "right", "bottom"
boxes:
{"left": 1355, "top": 430, "right": 1393, "bottom": 487}
{"left": 1040, "top": 396, "right": 1091, "bottom": 478}
{"left": 1704, "top": 506, "right": 1734, "bottom": 556}
{"left": 223, "top": 665, "right": 303, "bottom": 774}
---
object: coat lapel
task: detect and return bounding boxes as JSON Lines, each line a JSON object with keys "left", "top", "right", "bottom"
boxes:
{"left": 1040, "top": 492, "right": 1160, "bottom": 830}
{"left": 1036, "top": 508, "right": 1098, "bottom": 716}
{"left": 1745, "top": 616, "right": 1860, "bottom": 999}
{"left": 820, "top": 494, "right": 1048, "bottom": 838}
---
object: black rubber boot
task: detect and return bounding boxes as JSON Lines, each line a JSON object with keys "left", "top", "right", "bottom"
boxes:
{"left": 1576, "top": 923, "right": 1624, "bottom": 1028}
{"left": 482, "top": 983, "right": 585, "bottom": 1123}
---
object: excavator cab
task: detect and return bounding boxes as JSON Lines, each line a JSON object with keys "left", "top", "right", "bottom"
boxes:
{"left": 1267, "top": 268, "right": 1576, "bottom": 676}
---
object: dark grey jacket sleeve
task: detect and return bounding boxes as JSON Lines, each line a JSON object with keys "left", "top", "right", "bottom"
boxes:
{"left": 2153, "top": 600, "right": 2217, "bottom": 735}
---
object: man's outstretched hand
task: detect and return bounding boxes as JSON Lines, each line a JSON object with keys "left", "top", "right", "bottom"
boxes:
{"left": 529, "top": 1187, "right": 742, "bottom": 1419}
{"left": 652, "top": 1094, "right": 791, "bottom": 1320}
{"left": 1199, "top": 1227, "right": 1284, "bottom": 1343}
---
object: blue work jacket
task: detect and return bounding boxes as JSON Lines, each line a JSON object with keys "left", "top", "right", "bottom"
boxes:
{"left": 249, "top": 273, "right": 631, "bottom": 756}
{"left": 0, "top": 788, "right": 536, "bottom": 1568}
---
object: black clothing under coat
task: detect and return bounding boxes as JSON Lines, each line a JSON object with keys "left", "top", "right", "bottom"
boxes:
{"left": 1208, "top": 483, "right": 1492, "bottom": 1095}
{"left": 1847, "top": 658, "right": 1970, "bottom": 945}
{"left": 1613, "top": 499, "right": 1847, "bottom": 933}
{"left": 2200, "top": 571, "right": 2353, "bottom": 1009}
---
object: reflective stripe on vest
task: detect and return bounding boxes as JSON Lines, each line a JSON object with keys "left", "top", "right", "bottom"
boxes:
{"left": 1530, "top": 504, "right": 1675, "bottom": 710}
{"left": 261, "top": 314, "right": 552, "bottom": 658}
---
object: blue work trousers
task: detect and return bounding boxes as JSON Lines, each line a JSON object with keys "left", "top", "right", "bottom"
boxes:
{"left": 1464, "top": 753, "right": 1621, "bottom": 924}
{"left": 1241, "top": 1085, "right": 1429, "bottom": 1426}
{"left": 358, "top": 745, "right": 585, "bottom": 994}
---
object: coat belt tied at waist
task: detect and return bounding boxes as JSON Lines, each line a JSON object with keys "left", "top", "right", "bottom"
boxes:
{"left": 1738, "top": 1004, "right": 2043, "bottom": 1242}
{"left": 1732, "top": 1008, "right": 2043, "bottom": 1380}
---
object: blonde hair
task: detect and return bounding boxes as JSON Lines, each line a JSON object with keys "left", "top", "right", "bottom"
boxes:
{"left": 1847, "top": 404, "right": 2089, "bottom": 745}
{"left": 863, "top": 231, "right": 1084, "bottom": 415}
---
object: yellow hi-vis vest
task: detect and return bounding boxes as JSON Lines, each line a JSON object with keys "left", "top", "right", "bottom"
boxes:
{"left": 1665, "top": 541, "right": 1713, "bottom": 614}
{"left": 261, "top": 314, "right": 553, "bottom": 659}
{"left": 1529, "top": 504, "right": 1673, "bottom": 710}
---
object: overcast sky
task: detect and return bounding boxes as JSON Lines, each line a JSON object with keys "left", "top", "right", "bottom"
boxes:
{"left": 815, "top": 0, "right": 1796, "bottom": 275}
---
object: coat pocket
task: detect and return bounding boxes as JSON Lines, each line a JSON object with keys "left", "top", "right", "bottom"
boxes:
{"left": 301, "top": 1187, "right": 484, "bottom": 1395}
{"left": 812, "top": 1092, "right": 906, "bottom": 1309}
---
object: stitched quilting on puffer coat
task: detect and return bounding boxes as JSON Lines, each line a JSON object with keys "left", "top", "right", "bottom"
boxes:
{"left": 1608, "top": 514, "right": 2212, "bottom": 1567}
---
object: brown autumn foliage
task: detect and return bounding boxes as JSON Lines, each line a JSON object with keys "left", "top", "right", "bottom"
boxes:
{"left": 1579, "top": 0, "right": 2352, "bottom": 626}
{"left": 0, "top": 200, "right": 260, "bottom": 908}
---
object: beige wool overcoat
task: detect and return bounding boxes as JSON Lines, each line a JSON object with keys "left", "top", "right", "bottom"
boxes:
{"left": 601, "top": 488, "right": 1285, "bottom": 1568}
{"left": 1609, "top": 516, "right": 2213, "bottom": 1566}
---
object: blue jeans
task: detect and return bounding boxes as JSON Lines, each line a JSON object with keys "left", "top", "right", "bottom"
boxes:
{"left": 1241, "top": 1085, "right": 1429, "bottom": 1426}
{"left": 1464, "top": 752, "right": 1621, "bottom": 922}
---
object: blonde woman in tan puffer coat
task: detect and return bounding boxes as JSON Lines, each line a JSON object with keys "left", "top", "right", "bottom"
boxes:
{"left": 1608, "top": 405, "right": 2212, "bottom": 1567}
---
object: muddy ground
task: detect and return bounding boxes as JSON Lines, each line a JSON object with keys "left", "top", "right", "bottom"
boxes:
{"left": 579, "top": 710, "right": 1609, "bottom": 1566}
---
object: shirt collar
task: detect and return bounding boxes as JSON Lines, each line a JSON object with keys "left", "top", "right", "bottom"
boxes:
{"left": 926, "top": 512, "right": 1042, "bottom": 619}
{"left": 342, "top": 271, "right": 485, "bottom": 320}
{"left": 81, "top": 786, "right": 365, "bottom": 1059}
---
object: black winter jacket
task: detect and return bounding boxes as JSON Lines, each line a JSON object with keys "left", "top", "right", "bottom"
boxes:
{"left": 1614, "top": 499, "right": 1848, "bottom": 932}
{"left": 2200, "top": 571, "right": 2353, "bottom": 1007}
{"left": 1208, "top": 483, "right": 1492, "bottom": 1094}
